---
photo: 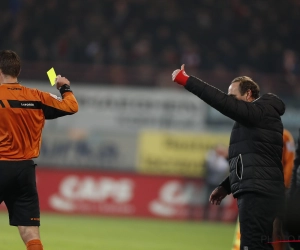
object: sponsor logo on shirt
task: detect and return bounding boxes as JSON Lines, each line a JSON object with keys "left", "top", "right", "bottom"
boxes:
{"left": 50, "top": 93, "right": 62, "bottom": 101}
{"left": 21, "top": 103, "right": 34, "bottom": 107}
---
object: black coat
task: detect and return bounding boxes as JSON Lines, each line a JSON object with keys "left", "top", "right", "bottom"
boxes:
{"left": 185, "top": 76, "right": 285, "bottom": 198}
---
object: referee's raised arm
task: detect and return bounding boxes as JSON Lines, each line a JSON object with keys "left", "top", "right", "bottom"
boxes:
{"left": 38, "top": 74, "right": 79, "bottom": 119}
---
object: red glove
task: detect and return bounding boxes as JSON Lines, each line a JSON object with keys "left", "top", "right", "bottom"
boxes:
{"left": 172, "top": 64, "right": 189, "bottom": 86}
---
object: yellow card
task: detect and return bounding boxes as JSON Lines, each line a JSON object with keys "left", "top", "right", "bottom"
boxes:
{"left": 47, "top": 67, "right": 57, "bottom": 86}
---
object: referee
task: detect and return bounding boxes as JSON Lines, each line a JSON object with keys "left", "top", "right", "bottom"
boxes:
{"left": 0, "top": 50, "right": 79, "bottom": 250}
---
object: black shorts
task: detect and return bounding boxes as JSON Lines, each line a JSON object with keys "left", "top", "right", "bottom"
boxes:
{"left": 0, "top": 160, "right": 40, "bottom": 226}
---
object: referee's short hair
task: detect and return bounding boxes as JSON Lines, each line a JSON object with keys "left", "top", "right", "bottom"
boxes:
{"left": 0, "top": 50, "right": 21, "bottom": 78}
{"left": 231, "top": 76, "right": 260, "bottom": 99}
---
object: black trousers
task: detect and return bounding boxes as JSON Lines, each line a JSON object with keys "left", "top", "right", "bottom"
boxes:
{"left": 285, "top": 190, "right": 300, "bottom": 250}
{"left": 237, "top": 193, "right": 282, "bottom": 250}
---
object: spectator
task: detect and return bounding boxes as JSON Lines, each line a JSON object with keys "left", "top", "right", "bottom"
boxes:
{"left": 203, "top": 144, "right": 229, "bottom": 221}
{"left": 0, "top": 0, "right": 300, "bottom": 93}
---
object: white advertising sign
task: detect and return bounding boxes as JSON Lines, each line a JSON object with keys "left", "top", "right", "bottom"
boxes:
{"left": 24, "top": 81, "right": 207, "bottom": 132}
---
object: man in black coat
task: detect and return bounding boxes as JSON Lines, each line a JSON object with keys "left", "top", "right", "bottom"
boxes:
{"left": 172, "top": 65, "right": 285, "bottom": 250}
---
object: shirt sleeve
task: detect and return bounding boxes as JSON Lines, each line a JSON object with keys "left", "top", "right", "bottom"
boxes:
{"left": 37, "top": 90, "right": 79, "bottom": 119}
{"left": 184, "top": 76, "right": 267, "bottom": 126}
{"left": 219, "top": 176, "right": 231, "bottom": 194}
{"left": 282, "top": 129, "right": 295, "bottom": 188}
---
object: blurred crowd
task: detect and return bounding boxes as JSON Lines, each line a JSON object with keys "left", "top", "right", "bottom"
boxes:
{"left": 0, "top": 0, "right": 300, "bottom": 96}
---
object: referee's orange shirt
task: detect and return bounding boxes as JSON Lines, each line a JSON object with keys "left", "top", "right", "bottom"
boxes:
{"left": 0, "top": 83, "right": 78, "bottom": 160}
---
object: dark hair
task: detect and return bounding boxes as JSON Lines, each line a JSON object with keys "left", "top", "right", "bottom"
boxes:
{"left": 0, "top": 50, "right": 21, "bottom": 78}
{"left": 231, "top": 76, "right": 260, "bottom": 99}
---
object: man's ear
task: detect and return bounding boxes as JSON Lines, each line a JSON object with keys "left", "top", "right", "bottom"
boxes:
{"left": 246, "top": 89, "right": 252, "bottom": 101}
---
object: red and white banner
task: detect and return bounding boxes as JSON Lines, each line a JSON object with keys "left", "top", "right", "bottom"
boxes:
{"left": 1, "top": 168, "right": 238, "bottom": 221}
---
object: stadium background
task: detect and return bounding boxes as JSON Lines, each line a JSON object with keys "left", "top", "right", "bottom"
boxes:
{"left": 0, "top": 0, "right": 300, "bottom": 249}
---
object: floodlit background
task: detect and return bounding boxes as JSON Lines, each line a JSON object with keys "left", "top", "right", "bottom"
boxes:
{"left": 0, "top": 0, "right": 299, "bottom": 249}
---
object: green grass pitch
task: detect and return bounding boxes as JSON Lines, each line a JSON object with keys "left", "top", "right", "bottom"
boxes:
{"left": 0, "top": 212, "right": 236, "bottom": 250}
